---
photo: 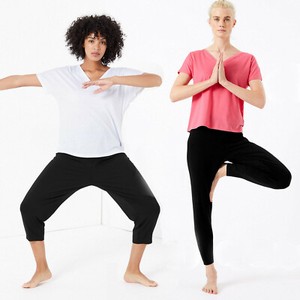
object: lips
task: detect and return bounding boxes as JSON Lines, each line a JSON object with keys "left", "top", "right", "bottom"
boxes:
{"left": 91, "top": 52, "right": 100, "bottom": 56}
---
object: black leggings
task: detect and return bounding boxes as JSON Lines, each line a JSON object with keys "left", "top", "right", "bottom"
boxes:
{"left": 187, "top": 126, "right": 291, "bottom": 265}
{"left": 20, "top": 153, "right": 160, "bottom": 244}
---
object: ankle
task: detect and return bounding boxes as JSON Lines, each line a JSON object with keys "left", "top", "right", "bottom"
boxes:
{"left": 218, "top": 164, "right": 226, "bottom": 178}
{"left": 205, "top": 264, "right": 217, "bottom": 276}
{"left": 125, "top": 266, "right": 141, "bottom": 274}
{"left": 35, "top": 264, "right": 49, "bottom": 272}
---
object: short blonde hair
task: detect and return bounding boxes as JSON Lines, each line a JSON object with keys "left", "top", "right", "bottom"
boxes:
{"left": 209, "top": 0, "right": 236, "bottom": 18}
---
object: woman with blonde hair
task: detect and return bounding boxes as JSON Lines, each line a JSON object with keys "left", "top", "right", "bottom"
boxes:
{"left": 170, "top": 0, "right": 291, "bottom": 294}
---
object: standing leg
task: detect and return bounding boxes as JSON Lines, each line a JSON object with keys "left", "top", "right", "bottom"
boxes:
{"left": 91, "top": 153, "right": 160, "bottom": 287}
{"left": 187, "top": 127, "right": 226, "bottom": 294}
{"left": 20, "top": 154, "right": 89, "bottom": 288}
{"left": 210, "top": 164, "right": 227, "bottom": 202}
{"left": 22, "top": 241, "right": 52, "bottom": 288}
{"left": 124, "top": 244, "right": 157, "bottom": 287}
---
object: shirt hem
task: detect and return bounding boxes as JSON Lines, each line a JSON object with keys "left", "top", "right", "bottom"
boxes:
{"left": 55, "top": 149, "right": 125, "bottom": 158}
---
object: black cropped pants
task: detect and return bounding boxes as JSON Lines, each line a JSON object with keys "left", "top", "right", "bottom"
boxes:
{"left": 20, "top": 153, "right": 160, "bottom": 244}
{"left": 187, "top": 126, "right": 291, "bottom": 265}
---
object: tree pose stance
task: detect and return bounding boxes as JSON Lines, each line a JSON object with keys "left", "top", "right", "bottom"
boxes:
{"left": 170, "top": 0, "right": 291, "bottom": 294}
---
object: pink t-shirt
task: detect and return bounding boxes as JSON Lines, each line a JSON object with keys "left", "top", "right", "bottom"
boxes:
{"left": 179, "top": 50, "right": 262, "bottom": 132}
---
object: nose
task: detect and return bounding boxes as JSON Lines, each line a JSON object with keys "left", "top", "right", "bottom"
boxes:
{"left": 93, "top": 42, "right": 100, "bottom": 50}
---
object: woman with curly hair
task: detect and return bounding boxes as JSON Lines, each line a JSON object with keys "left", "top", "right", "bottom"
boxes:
{"left": 0, "top": 15, "right": 161, "bottom": 288}
{"left": 170, "top": 0, "right": 291, "bottom": 294}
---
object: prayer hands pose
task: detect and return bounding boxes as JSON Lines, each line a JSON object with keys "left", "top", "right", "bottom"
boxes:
{"left": 210, "top": 52, "right": 227, "bottom": 86}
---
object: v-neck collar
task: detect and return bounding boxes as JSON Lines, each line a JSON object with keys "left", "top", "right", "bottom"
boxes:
{"left": 203, "top": 49, "right": 243, "bottom": 62}
{"left": 78, "top": 65, "right": 111, "bottom": 81}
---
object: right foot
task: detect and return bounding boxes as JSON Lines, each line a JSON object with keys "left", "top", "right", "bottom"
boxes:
{"left": 22, "top": 269, "right": 52, "bottom": 288}
{"left": 124, "top": 270, "right": 158, "bottom": 287}
{"left": 202, "top": 265, "right": 218, "bottom": 294}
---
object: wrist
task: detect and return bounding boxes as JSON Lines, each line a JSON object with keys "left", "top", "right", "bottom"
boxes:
{"left": 110, "top": 76, "right": 119, "bottom": 85}
{"left": 219, "top": 79, "right": 229, "bottom": 87}
{"left": 208, "top": 78, "right": 217, "bottom": 86}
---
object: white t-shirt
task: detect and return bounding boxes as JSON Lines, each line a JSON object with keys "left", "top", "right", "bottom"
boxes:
{"left": 37, "top": 65, "right": 143, "bottom": 157}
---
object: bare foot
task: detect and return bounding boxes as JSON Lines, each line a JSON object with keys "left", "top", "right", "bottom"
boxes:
{"left": 202, "top": 265, "right": 218, "bottom": 294}
{"left": 22, "top": 268, "right": 52, "bottom": 288}
{"left": 124, "top": 270, "right": 158, "bottom": 287}
{"left": 210, "top": 164, "right": 227, "bottom": 202}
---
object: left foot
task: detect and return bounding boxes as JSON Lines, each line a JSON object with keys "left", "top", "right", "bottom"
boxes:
{"left": 202, "top": 265, "right": 218, "bottom": 294}
{"left": 22, "top": 268, "right": 52, "bottom": 288}
{"left": 210, "top": 164, "right": 227, "bottom": 202}
{"left": 124, "top": 271, "right": 158, "bottom": 287}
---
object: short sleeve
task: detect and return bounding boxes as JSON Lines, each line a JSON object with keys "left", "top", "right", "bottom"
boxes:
{"left": 119, "top": 68, "right": 144, "bottom": 109}
{"left": 248, "top": 55, "right": 262, "bottom": 83}
{"left": 178, "top": 52, "right": 193, "bottom": 77}
{"left": 36, "top": 66, "right": 70, "bottom": 95}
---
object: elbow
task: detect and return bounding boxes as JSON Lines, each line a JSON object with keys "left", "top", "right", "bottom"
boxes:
{"left": 148, "top": 74, "right": 162, "bottom": 87}
{"left": 155, "top": 75, "right": 162, "bottom": 87}
{"left": 257, "top": 97, "right": 266, "bottom": 109}
{"left": 170, "top": 90, "right": 179, "bottom": 102}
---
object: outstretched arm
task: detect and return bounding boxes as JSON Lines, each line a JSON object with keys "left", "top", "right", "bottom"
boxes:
{"left": 82, "top": 73, "right": 162, "bottom": 94}
{"left": 0, "top": 74, "right": 41, "bottom": 91}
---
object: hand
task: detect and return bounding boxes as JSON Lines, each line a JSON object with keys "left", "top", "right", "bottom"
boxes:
{"left": 218, "top": 52, "right": 228, "bottom": 86}
{"left": 210, "top": 55, "right": 220, "bottom": 85}
{"left": 82, "top": 78, "right": 114, "bottom": 94}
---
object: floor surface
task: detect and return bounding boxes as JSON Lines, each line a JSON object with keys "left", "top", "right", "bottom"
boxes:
{"left": 0, "top": 225, "right": 299, "bottom": 300}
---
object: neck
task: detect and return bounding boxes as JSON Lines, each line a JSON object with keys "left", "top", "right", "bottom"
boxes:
{"left": 81, "top": 59, "right": 106, "bottom": 71}
{"left": 212, "top": 38, "right": 231, "bottom": 52}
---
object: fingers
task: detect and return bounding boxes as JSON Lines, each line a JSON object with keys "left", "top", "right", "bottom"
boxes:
{"left": 82, "top": 81, "right": 97, "bottom": 89}
{"left": 93, "top": 88, "right": 103, "bottom": 94}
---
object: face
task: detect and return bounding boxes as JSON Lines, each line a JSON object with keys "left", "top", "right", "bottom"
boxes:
{"left": 83, "top": 33, "right": 107, "bottom": 62}
{"left": 209, "top": 8, "right": 236, "bottom": 38}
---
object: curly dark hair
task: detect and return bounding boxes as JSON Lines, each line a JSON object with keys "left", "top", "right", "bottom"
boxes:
{"left": 65, "top": 15, "right": 125, "bottom": 65}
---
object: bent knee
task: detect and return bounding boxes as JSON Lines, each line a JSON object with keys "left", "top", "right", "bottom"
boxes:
{"left": 152, "top": 199, "right": 160, "bottom": 218}
{"left": 138, "top": 196, "right": 160, "bottom": 222}
{"left": 275, "top": 169, "right": 292, "bottom": 189}
{"left": 20, "top": 198, "right": 39, "bottom": 218}
{"left": 20, "top": 200, "right": 30, "bottom": 216}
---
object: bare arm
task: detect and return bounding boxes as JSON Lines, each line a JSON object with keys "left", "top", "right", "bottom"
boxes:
{"left": 219, "top": 79, "right": 266, "bottom": 109}
{"left": 170, "top": 57, "right": 219, "bottom": 102}
{"left": 111, "top": 73, "right": 162, "bottom": 87}
{"left": 82, "top": 72, "right": 162, "bottom": 94}
{"left": 218, "top": 54, "right": 266, "bottom": 109}
{"left": 0, "top": 74, "right": 41, "bottom": 91}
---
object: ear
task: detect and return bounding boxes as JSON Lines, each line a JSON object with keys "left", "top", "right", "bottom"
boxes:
{"left": 233, "top": 19, "right": 237, "bottom": 27}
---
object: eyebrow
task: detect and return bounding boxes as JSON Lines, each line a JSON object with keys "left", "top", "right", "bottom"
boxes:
{"left": 87, "top": 35, "right": 107, "bottom": 40}
{"left": 213, "top": 16, "right": 231, "bottom": 18}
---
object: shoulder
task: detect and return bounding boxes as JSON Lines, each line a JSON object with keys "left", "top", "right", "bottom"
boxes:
{"left": 237, "top": 52, "right": 258, "bottom": 61}
{"left": 108, "top": 67, "right": 143, "bottom": 76}
{"left": 184, "top": 50, "right": 209, "bottom": 64}
{"left": 39, "top": 65, "right": 76, "bottom": 76}
{"left": 188, "top": 49, "right": 207, "bottom": 58}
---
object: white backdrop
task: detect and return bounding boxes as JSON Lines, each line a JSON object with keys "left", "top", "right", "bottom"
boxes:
{"left": 0, "top": 0, "right": 299, "bottom": 270}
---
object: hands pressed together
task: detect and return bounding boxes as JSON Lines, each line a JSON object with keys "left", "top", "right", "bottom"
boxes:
{"left": 210, "top": 52, "right": 228, "bottom": 87}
